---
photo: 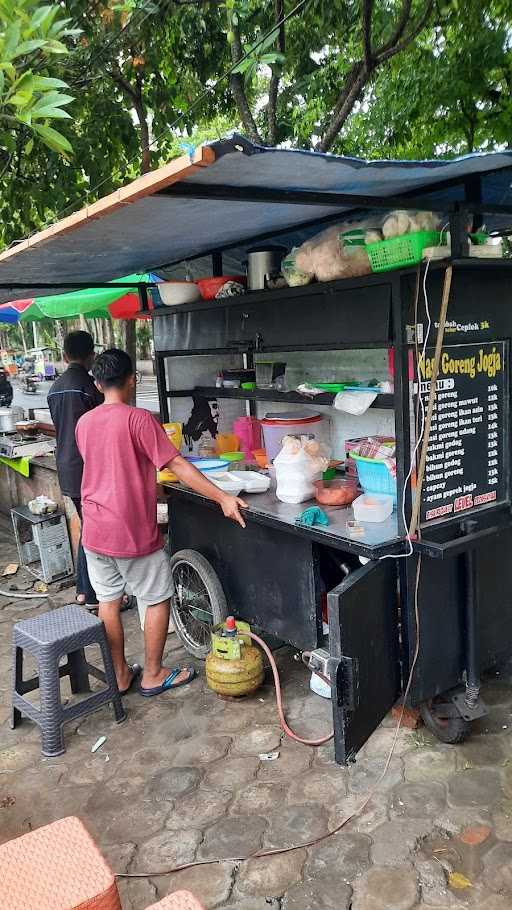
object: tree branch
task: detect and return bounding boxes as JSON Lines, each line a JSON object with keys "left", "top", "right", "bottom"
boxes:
{"left": 375, "top": 0, "right": 412, "bottom": 57}
{"left": 319, "top": 0, "right": 434, "bottom": 152}
{"left": 362, "top": 0, "right": 374, "bottom": 67}
{"left": 110, "top": 66, "right": 151, "bottom": 174}
{"left": 228, "top": 17, "right": 263, "bottom": 144}
{"left": 318, "top": 61, "right": 368, "bottom": 152}
{"left": 375, "top": 0, "right": 434, "bottom": 64}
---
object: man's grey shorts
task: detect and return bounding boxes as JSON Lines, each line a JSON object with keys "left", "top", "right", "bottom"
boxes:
{"left": 84, "top": 548, "right": 174, "bottom": 610}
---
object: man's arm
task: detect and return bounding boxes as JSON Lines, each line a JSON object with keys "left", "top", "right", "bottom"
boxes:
{"left": 168, "top": 455, "right": 248, "bottom": 529}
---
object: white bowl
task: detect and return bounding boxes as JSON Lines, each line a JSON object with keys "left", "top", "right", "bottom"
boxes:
{"left": 158, "top": 281, "right": 200, "bottom": 306}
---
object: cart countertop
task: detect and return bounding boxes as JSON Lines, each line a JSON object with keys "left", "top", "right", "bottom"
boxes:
{"left": 164, "top": 483, "right": 405, "bottom": 558}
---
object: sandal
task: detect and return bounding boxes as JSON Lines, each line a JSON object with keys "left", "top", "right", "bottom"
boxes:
{"left": 138, "top": 667, "right": 196, "bottom": 698}
{"left": 119, "top": 663, "right": 142, "bottom": 696}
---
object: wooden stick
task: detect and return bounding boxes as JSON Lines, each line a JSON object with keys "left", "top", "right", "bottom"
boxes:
{"left": 409, "top": 265, "right": 453, "bottom": 537}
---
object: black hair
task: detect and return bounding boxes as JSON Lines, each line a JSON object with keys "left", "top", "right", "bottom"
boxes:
{"left": 64, "top": 330, "right": 95, "bottom": 361}
{"left": 91, "top": 348, "right": 134, "bottom": 388}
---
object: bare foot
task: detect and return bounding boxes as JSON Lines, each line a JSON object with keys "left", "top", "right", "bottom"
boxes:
{"left": 141, "top": 666, "right": 191, "bottom": 689}
{"left": 116, "top": 664, "right": 135, "bottom": 692}
{"left": 76, "top": 594, "right": 86, "bottom": 605}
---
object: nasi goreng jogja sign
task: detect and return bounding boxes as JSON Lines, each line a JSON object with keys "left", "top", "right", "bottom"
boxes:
{"left": 416, "top": 341, "right": 509, "bottom": 525}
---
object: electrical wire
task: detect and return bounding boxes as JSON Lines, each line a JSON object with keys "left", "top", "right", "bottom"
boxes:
{"left": 379, "top": 257, "right": 432, "bottom": 561}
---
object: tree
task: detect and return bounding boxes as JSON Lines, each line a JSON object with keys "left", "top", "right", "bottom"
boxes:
{"left": 0, "top": 0, "right": 79, "bottom": 163}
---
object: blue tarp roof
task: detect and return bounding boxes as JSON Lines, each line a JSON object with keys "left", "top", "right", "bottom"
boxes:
{"left": 1, "top": 133, "right": 512, "bottom": 301}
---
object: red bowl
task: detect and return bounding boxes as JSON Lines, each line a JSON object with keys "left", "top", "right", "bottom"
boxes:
{"left": 196, "top": 276, "right": 246, "bottom": 300}
{"left": 314, "top": 479, "right": 358, "bottom": 507}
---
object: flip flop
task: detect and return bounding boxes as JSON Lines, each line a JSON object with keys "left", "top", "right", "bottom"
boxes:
{"left": 119, "top": 663, "right": 142, "bottom": 696}
{"left": 138, "top": 667, "right": 196, "bottom": 698}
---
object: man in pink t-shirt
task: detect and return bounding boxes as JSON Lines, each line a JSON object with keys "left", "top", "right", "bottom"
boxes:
{"left": 76, "top": 349, "right": 247, "bottom": 698}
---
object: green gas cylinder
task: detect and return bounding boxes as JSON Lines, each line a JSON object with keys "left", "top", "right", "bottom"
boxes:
{"left": 206, "top": 616, "right": 264, "bottom": 697}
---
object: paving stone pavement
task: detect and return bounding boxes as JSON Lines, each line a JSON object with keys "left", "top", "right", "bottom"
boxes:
{"left": 3, "top": 537, "right": 512, "bottom": 908}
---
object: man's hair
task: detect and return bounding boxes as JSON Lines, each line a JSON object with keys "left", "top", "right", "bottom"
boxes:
{"left": 91, "top": 348, "right": 134, "bottom": 388}
{"left": 64, "top": 331, "right": 95, "bottom": 361}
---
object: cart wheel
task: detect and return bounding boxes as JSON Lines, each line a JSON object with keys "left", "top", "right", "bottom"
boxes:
{"left": 420, "top": 697, "right": 470, "bottom": 744}
{"left": 170, "top": 549, "right": 228, "bottom": 659}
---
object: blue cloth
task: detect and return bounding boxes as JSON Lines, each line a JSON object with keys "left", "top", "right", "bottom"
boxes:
{"left": 295, "top": 506, "right": 329, "bottom": 528}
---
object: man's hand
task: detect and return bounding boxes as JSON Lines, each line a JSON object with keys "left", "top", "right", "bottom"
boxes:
{"left": 220, "top": 494, "right": 248, "bottom": 528}
{"left": 168, "top": 456, "right": 248, "bottom": 528}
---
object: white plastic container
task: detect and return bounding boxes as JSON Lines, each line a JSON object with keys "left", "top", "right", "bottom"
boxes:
{"left": 353, "top": 493, "right": 394, "bottom": 523}
{"left": 229, "top": 470, "right": 270, "bottom": 493}
{"left": 261, "top": 412, "right": 328, "bottom": 463}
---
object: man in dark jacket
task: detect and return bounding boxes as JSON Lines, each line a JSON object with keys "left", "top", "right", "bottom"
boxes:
{"left": 0, "top": 367, "right": 13, "bottom": 407}
{"left": 48, "top": 331, "right": 103, "bottom": 606}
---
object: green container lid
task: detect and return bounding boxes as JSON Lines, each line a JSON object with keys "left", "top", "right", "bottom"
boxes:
{"left": 222, "top": 451, "right": 245, "bottom": 462}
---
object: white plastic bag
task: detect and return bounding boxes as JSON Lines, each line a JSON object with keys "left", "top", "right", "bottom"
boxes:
{"left": 274, "top": 436, "right": 330, "bottom": 504}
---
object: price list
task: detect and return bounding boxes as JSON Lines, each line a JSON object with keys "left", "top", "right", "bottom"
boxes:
{"left": 416, "top": 341, "right": 508, "bottom": 525}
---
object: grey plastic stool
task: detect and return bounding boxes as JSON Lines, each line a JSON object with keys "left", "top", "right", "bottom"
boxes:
{"left": 11, "top": 604, "right": 126, "bottom": 756}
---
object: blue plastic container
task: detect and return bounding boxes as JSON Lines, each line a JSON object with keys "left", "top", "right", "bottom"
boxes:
{"left": 350, "top": 453, "right": 397, "bottom": 505}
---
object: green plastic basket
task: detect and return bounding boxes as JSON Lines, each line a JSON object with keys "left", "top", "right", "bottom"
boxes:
{"left": 366, "top": 230, "right": 441, "bottom": 273}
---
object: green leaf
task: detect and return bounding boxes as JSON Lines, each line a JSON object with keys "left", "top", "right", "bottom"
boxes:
{"left": 11, "top": 39, "right": 47, "bottom": 59}
{"left": 0, "top": 130, "right": 16, "bottom": 153}
{"left": 24, "top": 137, "right": 34, "bottom": 155}
{"left": 32, "top": 122, "right": 72, "bottom": 155}
{"left": 10, "top": 90, "right": 34, "bottom": 107}
{"left": 3, "top": 22, "right": 22, "bottom": 62}
{"left": 30, "top": 5, "right": 56, "bottom": 31}
{"left": 30, "top": 76, "right": 68, "bottom": 90}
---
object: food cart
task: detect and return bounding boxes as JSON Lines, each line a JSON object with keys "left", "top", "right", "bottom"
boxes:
{"left": 2, "top": 137, "right": 512, "bottom": 763}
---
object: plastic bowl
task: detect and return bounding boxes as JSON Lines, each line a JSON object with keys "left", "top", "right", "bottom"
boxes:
{"left": 222, "top": 452, "right": 245, "bottom": 462}
{"left": 196, "top": 276, "right": 246, "bottom": 300}
{"left": 158, "top": 281, "right": 201, "bottom": 306}
{"left": 314, "top": 479, "right": 358, "bottom": 507}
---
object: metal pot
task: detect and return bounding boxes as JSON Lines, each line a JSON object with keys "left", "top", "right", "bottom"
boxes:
{"left": 0, "top": 406, "right": 24, "bottom": 433}
{"left": 247, "top": 246, "right": 287, "bottom": 291}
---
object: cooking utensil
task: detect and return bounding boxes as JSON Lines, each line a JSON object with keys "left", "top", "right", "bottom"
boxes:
{"left": 0, "top": 406, "right": 24, "bottom": 433}
{"left": 247, "top": 247, "right": 287, "bottom": 291}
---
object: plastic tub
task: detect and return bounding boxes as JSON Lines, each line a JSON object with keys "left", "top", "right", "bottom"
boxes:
{"left": 353, "top": 493, "right": 394, "bottom": 522}
{"left": 194, "top": 458, "right": 229, "bottom": 476}
{"left": 261, "top": 412, "right": 325, "bottom": 463}
{"left": 350, "top": 452, "right": 397, "bottom": 503}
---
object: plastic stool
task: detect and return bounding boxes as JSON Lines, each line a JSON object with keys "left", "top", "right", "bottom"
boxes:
{"left": 12, "top": 604, "right": 125, "bottom": 756}
{"left": 147, "top": 892, "right": 206, "bottom": 909}
{"left": 0, "top": 816, "right": 122, "bottom": 910}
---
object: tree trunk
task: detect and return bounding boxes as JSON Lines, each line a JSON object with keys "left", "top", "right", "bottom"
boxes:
{"left": 124, "top": 320, "right": 137, "bottom": 404}
{"left": 19, "top": 323, "right": 28, "bottom": 354}
{"left": 105, "top": 318, "right": 115, "bottom": 347}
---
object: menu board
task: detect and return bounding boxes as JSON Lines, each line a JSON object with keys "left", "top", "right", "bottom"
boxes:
{"left": 417, "top": 341, "right": 509, "bottom": 525}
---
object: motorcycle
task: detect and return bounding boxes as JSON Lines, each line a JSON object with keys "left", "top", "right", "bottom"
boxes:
{"left": 22, "top": 376, "right": 37, "bottom": 395}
